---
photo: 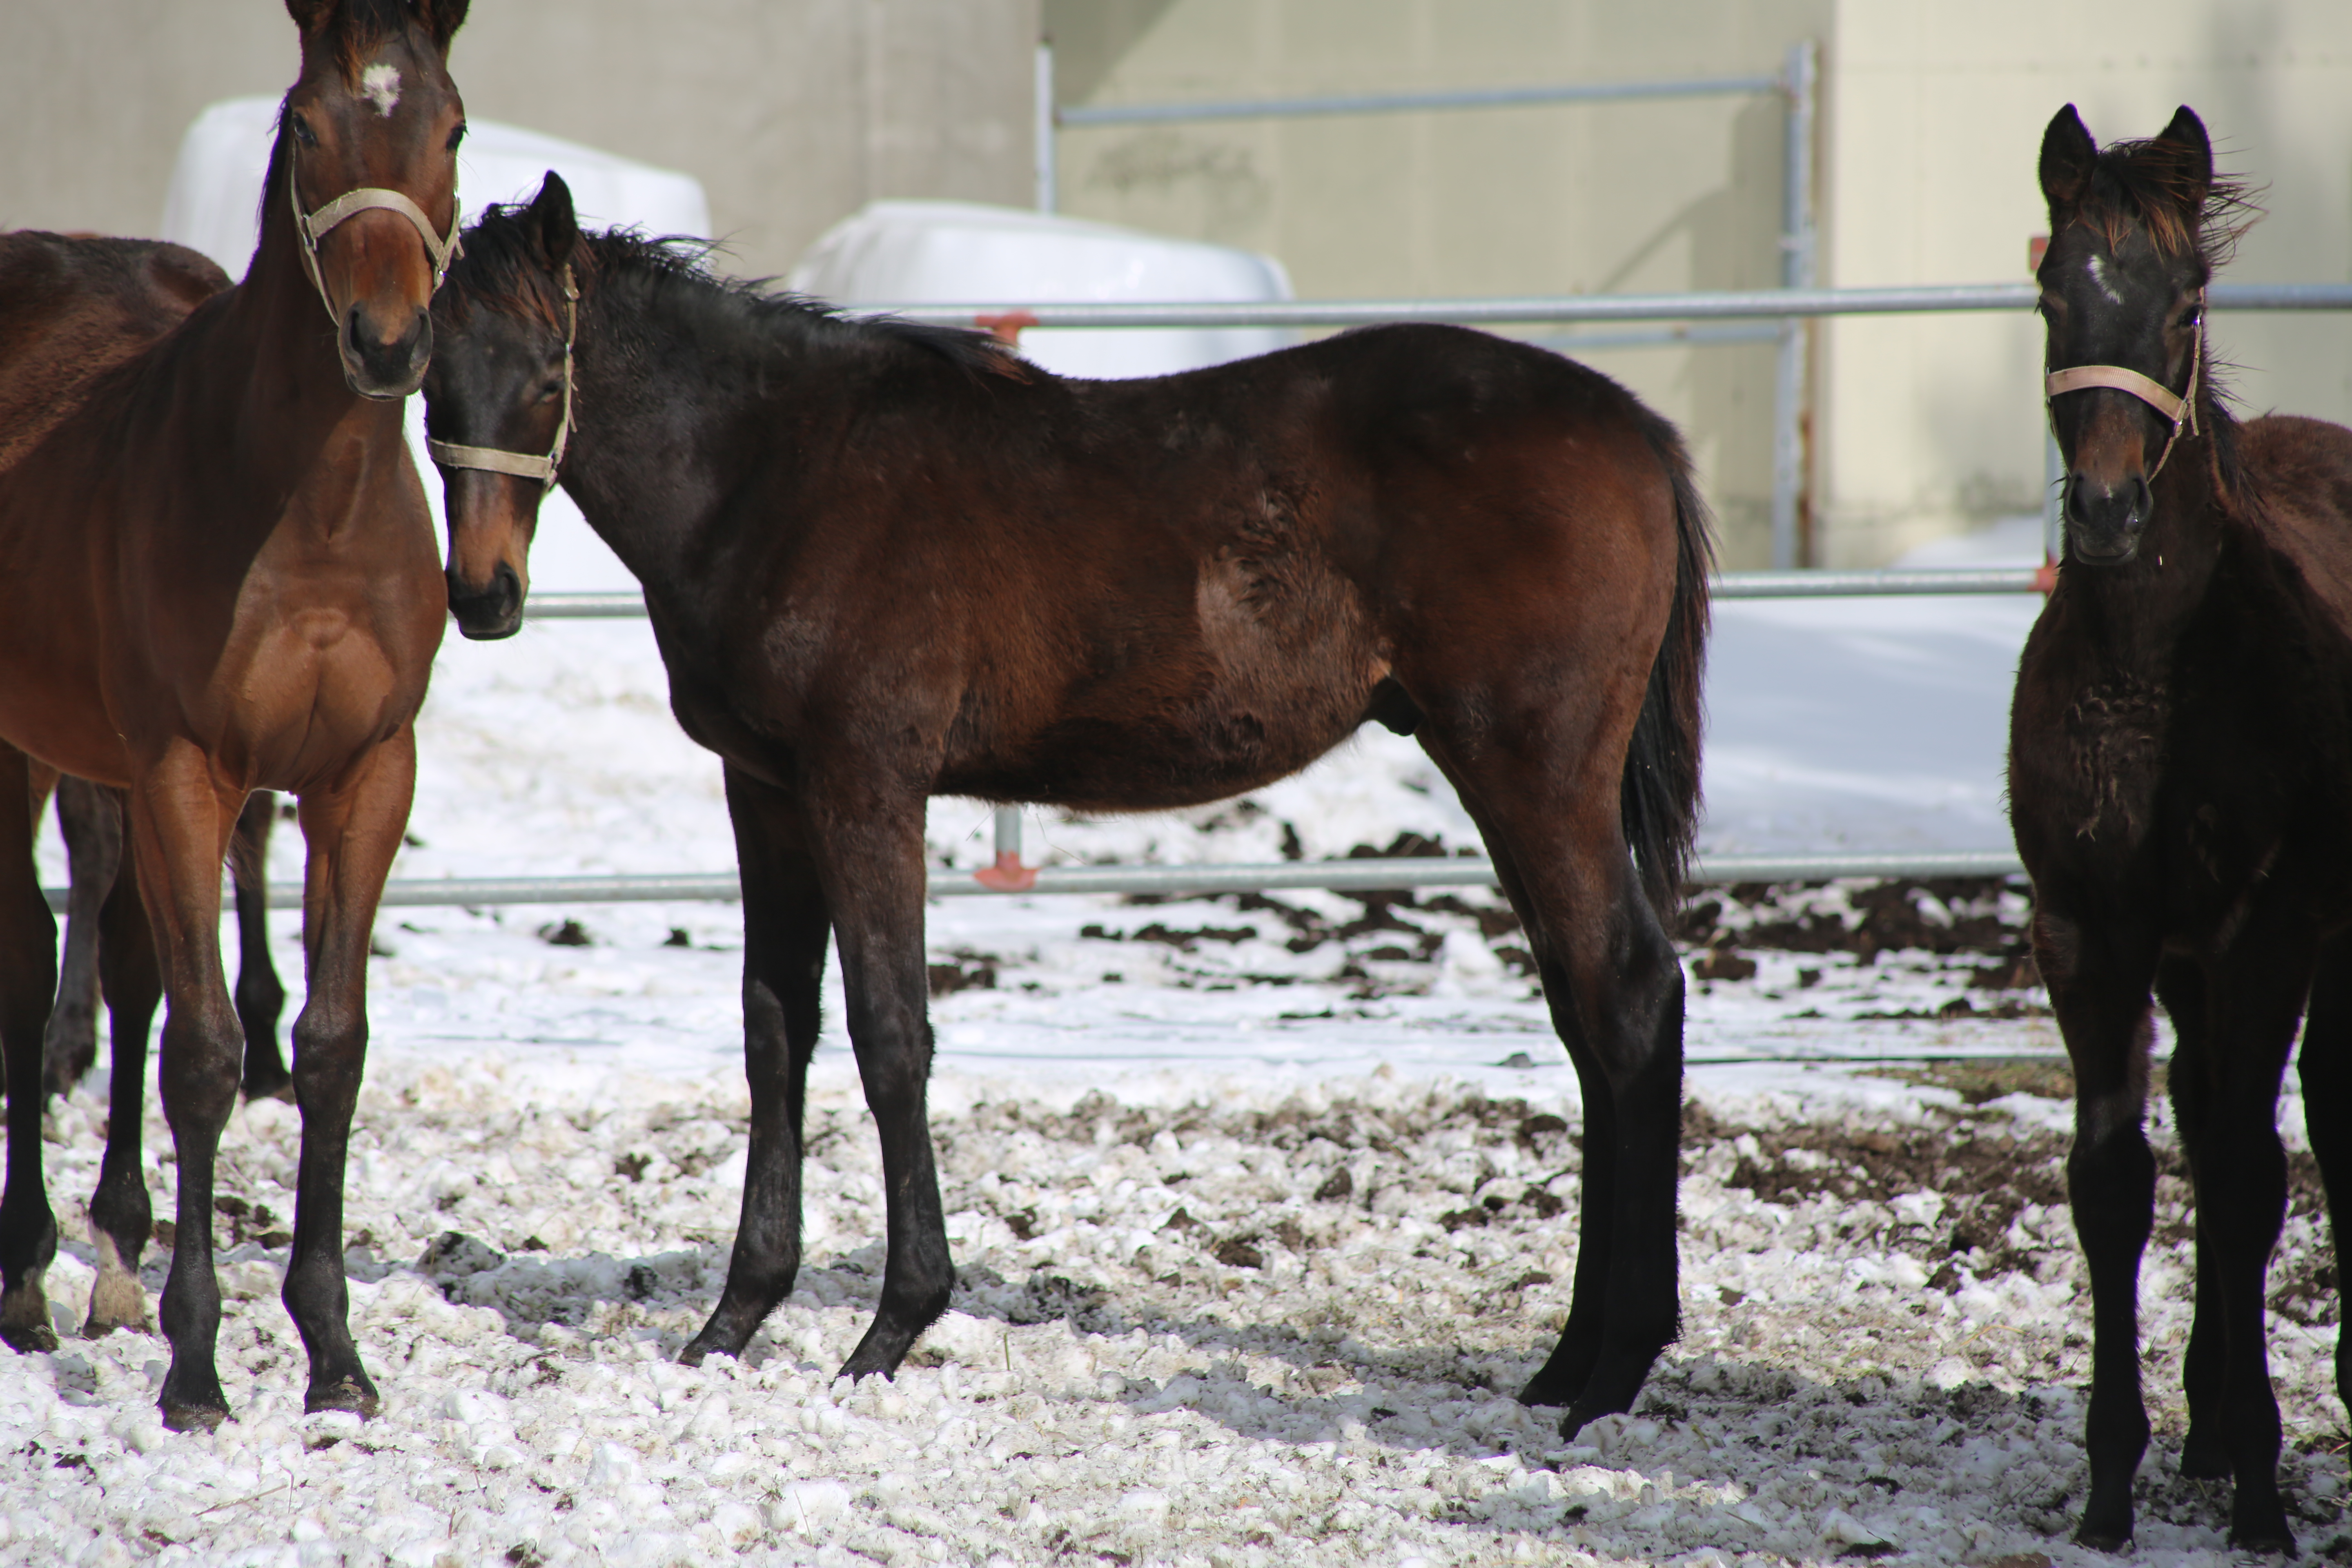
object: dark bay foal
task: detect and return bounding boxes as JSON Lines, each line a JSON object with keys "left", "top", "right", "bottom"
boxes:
{"left": 2012, "top": 104, "right": 2350, "bottom": 1551}
{"left": 425, "top": 175, "right": 1712, "bottom": 1437}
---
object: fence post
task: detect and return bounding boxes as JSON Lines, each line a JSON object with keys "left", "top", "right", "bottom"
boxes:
{"left": 1036, "top": 41, "right": 1058, "bottom": 214}
{"left": 1771, "top": 39, "right": 1818, "bottom": 570}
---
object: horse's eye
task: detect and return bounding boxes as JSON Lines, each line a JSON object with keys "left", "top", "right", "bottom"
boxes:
{"left": 290, "top": 113, "right": 318, "bottom": 149}
{"left": 447, "top": 121, "right": 467, "bottom": 154}
{"left": 539, "top": 379, "right": 564, "bottom": 403}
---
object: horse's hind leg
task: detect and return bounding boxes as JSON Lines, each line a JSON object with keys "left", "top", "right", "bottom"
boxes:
{"left": 2301, "top": 931, "right": 2352, "bottom": 1459}
{"left": 43, "top": 776, "right": 121, "bottom": 1097}
{"left": 231, "top": 791, "right": 291, "bottom": 1102}
{"left": 0, "top": 742, "right": 61, "bottom": 1351}
{"left": 1422, "top": 723, "right": 1684, "bottom": 1438}
{"left": 86, "top": 846, "right": 160, "bottom": 1335}
{"left": 797, "top": 771, "right": 953, "bottom": 1379}
{"left": 681, "top": 765, "right": 832, "bottom": 1367}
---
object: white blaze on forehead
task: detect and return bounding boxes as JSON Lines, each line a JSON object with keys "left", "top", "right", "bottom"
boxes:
{"left": 361, "top": 63, "right": 402, "bottom": 117}
{"left": 2085, "top": 254, "right": 2124, "bottom": 306}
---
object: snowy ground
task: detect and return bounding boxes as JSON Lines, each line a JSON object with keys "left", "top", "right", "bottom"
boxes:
{"left": 5, "top": 517, "right": 2345, "bottom": 1565}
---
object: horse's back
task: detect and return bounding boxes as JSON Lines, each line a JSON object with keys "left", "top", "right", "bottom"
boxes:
{"left": 0, "top": 233, "right": 229, "bottom": 475}
{"left": 2239, "top": 413, "right": 2352, "bottom": 648}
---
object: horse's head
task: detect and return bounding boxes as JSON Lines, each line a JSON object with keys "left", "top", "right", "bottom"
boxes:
{"left": 2036, "top": 104, "right": 2247, "bottom": 565}
{"left": 280, "top": 0, "right": 469, "bottom": 398}
{"left": 423, "top": 172, "right": 583, "bottom": 639}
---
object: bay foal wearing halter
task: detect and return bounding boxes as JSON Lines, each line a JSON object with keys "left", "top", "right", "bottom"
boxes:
{"left": 424, "top": 177, "right": 1711, "bottom": 1435}
{"left": 2013, "top": 105, "right": 2352, "bottom": 1551}
{"left": 0, "top": 0, "right": 467, "bottom": 1430}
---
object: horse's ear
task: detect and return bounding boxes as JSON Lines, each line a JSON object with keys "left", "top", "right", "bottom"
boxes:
{"left": 528, "top": 172, "right": 580, "bottom": 267}
{"left": 283, "top": 0, "right": 334, "bottom": 35}
{"left": 2040, "top": 104, "right": 2097, "bottom": 217}
{"left": 2154, "top": 105, "right": 2213, "bottom": 207}
{"left": 411, "top": 0, "right": 469, "bottom": 52}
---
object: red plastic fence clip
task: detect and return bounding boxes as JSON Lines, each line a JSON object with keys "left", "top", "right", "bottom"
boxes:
{"left": 2034, "top": 555, "right": 2060, "bottom": 595}
{"left": 974, "top": 310, "right": 1038, "bottom": 347}
{"left": 973, "top": 853, "right": 1038, "bottom": 892}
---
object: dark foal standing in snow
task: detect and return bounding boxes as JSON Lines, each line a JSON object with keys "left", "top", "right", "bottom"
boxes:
{"left": 2012, "top": 105, "right": 2350, "bottom": 1552}
{"left": 0, "top": 0, "right": 468, "bottom": 1429}
{"left": 423, "top": 175, "right": 1712, "bottom": 1434}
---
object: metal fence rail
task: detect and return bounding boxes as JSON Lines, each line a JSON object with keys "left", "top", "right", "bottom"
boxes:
{"left": 42, "top": 850, "right": 2025, "bottom": 916}
{"left": 855, "top": 279, "right": 2352, "bottom": 332}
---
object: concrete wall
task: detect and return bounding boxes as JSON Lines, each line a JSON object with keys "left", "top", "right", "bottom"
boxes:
{"left": 0, "top": 0, "right": 1039, "bottom": 282}
{"left": 1046, "top": 0, "right": 1829, "bottom": 566}
{"left": 1047, "top": 0, "right": 2352, "bottom": 566}
{"left": 1817, "top": 1, "right": 2352, "bottom": 565}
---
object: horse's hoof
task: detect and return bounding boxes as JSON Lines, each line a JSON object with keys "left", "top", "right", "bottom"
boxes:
{"left": 1517, "top": 1366, "right": 1585, "bottom": 1408}
{"left": 2073, "top": 1523, "right": 2132, "bottom": 1553}
{"left": 305, "top": 1375, "right": 380, "bottom": 1419}
{"left": 160, "top": 1396, "right": 229, "bottom": 1432}
{"left": 85, "top": 1260, "right": 149, "bottom": 1337}
{"left": 1557, "top": 1397, "right": 1628, "bottom": 1443}
{"left": 0, "top": 1321, "right": 59, "bottom": 1355}
{"left": 2227, "top": 1528, "right": 2295, "bottom": 1556}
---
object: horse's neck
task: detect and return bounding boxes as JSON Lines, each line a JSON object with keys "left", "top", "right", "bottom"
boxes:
{"left": 559, "top": 292, "right": 753, "bottom": 590}
{"left": 2067, "top": 444, "right": 2230, "bottom": 673}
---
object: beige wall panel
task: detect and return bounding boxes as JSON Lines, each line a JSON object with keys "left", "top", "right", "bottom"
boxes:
{"left": 1, "top": 0, "right": 1039, "bottom": 282}
{"left": 1048, "top": 0, "right": 1830, "bottom": 566}
{"left": 1818, "top": 0, "right": 2352, "bottom": 564}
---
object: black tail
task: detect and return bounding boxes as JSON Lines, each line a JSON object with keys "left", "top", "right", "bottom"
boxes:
{"left": 1620, "top": 412, "right": 1713, "bottom": 915}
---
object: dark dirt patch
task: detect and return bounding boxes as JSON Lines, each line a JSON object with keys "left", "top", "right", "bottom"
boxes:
{"left": 1684, "top": 1100, "right": 2070, "bottom": 1280}
{"left": 1675, "top": 877, "right": 2033, "bottom": 962}
{"left": 928, "top": 951, "right": 999, "bottom": 996}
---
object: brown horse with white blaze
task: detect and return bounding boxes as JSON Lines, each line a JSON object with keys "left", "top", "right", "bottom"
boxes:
{"left": 425, "top": 176, "right": 1712, "bottom": 1436}
{"left": 0, "top": 0, "right": 466, "bottom": 1430}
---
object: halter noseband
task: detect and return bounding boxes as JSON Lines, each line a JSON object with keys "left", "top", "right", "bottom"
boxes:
{"left": 425, "top": 265, "right": 579, "bottom": 492}
{"left": 2043, "top": 287, "right": 2206, "bottom": 481}
{"left": 289, "top": 140, "right": 463, "bottom": 328}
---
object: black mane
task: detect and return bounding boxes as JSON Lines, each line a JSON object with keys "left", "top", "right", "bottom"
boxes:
{"left": 444, "top": 203, "right": 1028, "bottom": 385}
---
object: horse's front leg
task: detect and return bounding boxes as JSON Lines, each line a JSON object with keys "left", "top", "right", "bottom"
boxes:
{"left": 681, "top": 764, "right": 833, "bottom": 1366}
{"left": 126, "top": 743, "right": 247, "bottom": 1428}
{"left": 806, "top": 780, "right": 952, "bottom": 1379}
{"left": 2034, "top": 896, "right": 2162, "bottom": 1550}
{"left": 0, "top": 742, "right": 62, "bottom": 1351}
{"left": 281, "top": 728, "right": 416, "bottom": 1417}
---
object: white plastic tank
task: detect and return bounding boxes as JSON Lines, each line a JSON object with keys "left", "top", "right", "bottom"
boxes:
{"left": 159, "top": 98, "right": 711, "bottom": 593}
{"left": 786, "top": 200, "right": 1293, "bottom": 380}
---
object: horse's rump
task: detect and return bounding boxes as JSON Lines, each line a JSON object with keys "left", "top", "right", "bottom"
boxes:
{"left": 0, "top": 234, "right": 230, "bottom": 474}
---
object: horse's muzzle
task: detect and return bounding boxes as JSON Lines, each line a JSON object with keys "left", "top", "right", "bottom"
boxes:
{"left": 2064, "top": 471, "right": 2152, "bottom": 565}
{"left": 447, "top": 560, "right": 525, "bottom": 640}
{"left": 343, "top": 305, "right": 432, "bottom": 400}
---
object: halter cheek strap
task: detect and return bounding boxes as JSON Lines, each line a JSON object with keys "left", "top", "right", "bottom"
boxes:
{"left": 426, "top": 266, "right": 579, "bottom": 492}
{"left": 290, "top": 144, "right": 463, "bottom": 326}
{"left": 2043, "top": 287, "right": 2206, "bottom": 481}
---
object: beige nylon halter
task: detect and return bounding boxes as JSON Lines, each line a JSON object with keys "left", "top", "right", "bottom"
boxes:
{"left": 426, "top": 265, "right": 579, "bottom": 491}
{"left": 2043, "top": 288, "right": 2207, "bottom": 481}
{"left": 290, "top": 141, "right": 463, "bottom": 326}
